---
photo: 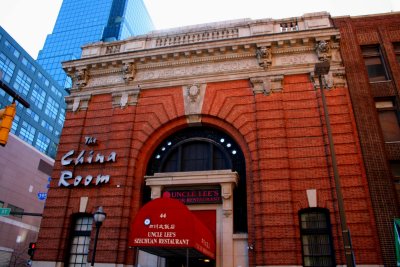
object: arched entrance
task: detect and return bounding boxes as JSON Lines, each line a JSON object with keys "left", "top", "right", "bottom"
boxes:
{"left": 131, "top": 126, "right": 249, "bottom": 267}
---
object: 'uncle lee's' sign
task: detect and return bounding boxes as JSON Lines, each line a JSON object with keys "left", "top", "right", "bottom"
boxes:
{"left": 58, "top": 137, "right": 117, "bottom": 187}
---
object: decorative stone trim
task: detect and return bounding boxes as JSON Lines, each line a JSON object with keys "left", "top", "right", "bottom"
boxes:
{"left": 256, "top": 46, "right": 272, "bottom": 69}
{"left": 182, "top": 83, "right": 207, "bottom": 124}
{"left": 315, "top": 40, "right": 331, "bottom": 61}
{"left": 155, "top": 28, "right": 239, "bottom": 48}
{"left": 250, "top": 75, "right": 284, "bottom": 95}
{"left": 310, "top": 67, "right": 346, "bottom": 89}
{"left": 122, "top": 62, "right": 136, "bottom": 83}
{"left": 73, "top": 68, "right": 89, "bottom": 89}
{"left": 105, "top": 44, "right": 121, "bottom": 54}
{"left": 111, "top": 86, "right": 140, "bottom": 108}
{"left": 250, "top": 77, "right": 270, "bottom": 95}
{"left": 65, "top": 94, "right": 92, "bottom": 112}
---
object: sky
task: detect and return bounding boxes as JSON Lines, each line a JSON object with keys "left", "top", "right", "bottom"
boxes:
{"left": 1, "top": 0, "right": 399, "bottom": 59}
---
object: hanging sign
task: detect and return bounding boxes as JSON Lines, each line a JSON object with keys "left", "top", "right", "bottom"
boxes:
{"left": 58, "top": 136, "right": 117, "bottom": 187}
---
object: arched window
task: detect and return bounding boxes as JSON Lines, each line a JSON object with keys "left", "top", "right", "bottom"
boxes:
{"left": 299, "top": 208, "right": 335, "bottom": 267}
{"left": 146, "top": 127, "right": 247, "bottom": 233}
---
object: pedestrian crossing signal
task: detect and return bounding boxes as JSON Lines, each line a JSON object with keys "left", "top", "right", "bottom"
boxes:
{"left": 28, "top": 242, "right": 36, "bottom": 258}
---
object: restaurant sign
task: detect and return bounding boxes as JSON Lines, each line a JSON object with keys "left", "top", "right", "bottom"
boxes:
{"left": 58, "top": 136, "right": 117, "bottom": 187}
{"left": 130, "top": 197, "right": 215, "bottom": 259}
{"left": 162, "top": 188, "right": 222, "bottom": 204}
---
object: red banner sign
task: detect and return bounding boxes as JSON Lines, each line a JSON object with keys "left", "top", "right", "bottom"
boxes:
{"left": 129, "top": 197, "right": 215, "bottom": 259}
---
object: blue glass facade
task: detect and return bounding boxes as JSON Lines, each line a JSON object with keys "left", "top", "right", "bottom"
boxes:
{"left": 37, "top": 0, "right": 154, "bottom": 88}
{"left": 0, "top": 27, "right": 67, "bottom": 158}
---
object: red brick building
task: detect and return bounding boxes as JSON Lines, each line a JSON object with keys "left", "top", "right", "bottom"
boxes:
{"left": 333, "top": 12, "right": 400, "bottom": 267}
{"left": 34, "top": 12, "right": 383, "bottom": 267}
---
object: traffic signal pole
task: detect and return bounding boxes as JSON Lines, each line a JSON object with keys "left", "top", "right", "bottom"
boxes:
{"left": 0, "top": 79, "right": 30, "bottom": 108}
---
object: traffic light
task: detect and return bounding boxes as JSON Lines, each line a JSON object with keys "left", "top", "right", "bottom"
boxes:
{"left": 28, "top": 242, "right": 36, "bottom": 259}
{"left": 0, "top": 102, "right": 16, "bottom": 146}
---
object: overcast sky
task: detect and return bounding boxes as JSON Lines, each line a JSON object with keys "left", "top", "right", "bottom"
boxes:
{"left": 1, "top": 0, "right": 399, "bottom": 59}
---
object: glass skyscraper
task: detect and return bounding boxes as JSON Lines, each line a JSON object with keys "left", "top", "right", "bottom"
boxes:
{"left": 0, "top": 27, "right": 67, "bottom": 158}
{"left": 37, "top": 0, "right": 154, "bottom": 89}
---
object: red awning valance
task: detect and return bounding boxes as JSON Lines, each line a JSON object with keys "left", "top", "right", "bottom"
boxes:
{"left": 129, "top": 197, "right": 215, "bottom": 259}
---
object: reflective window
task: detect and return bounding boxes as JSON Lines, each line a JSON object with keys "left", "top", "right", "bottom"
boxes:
{"left": 22, "top": 57, "right": 36, "bottom": 72}
{"left": 41, "top": 120, "right": 54, "bottom": 133}
{"left": 11, "top": 115, "right": 19, "bottom": 133}
{"left": 299, "top": 208, "right": 335, "bottom": 267}
{"left": 4, "top": 40, "right": 20, "bottom": 58}
{"left": 36, "top": 132, "right": 50, "bottom": 153}
{"left": 19, "top": 121, "right": 36, "bottom": 144}
{"left": 13, "top": 70, "right": 32, "bottom": 96}
{"left": 58, "top": 108, "right": 65, "bottom": 126}
{"left": 68, "top": 215, "right": 93, "bottom": 267}
{"left": 361, "top": 45, "right": 389, "bottom": 82}
{"left": 30, "top": 84, "right": 46, "bottom": 110}
{"left": 45, "top": 96, "right": 59, "bottom": 120}
{"left": 26, "top": 109, "right": 39, "bottom": 122}
{"left": 0, "top": 52, "right": 16, "bottom": 82}
{"left": 51, "top": 85, "right": 62, "bottom": 98}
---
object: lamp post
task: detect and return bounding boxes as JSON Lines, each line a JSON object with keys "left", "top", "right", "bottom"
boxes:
{"left": 314, "top": 61, "right": 356, "bottom": 267}
{"left": 91, "top": 206, "right": 106, "bottom": 267}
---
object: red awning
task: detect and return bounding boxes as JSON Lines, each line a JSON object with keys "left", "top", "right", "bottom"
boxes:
{"left": 129, "top": 197, "right": 215, "bottom": 259}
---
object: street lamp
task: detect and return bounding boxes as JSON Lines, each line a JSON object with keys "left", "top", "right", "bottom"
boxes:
{"left": 314, "top": 61, "right": 356, "bottom": 267}
{"left": 91, "top": 206, "right": 106, "bottom": 267}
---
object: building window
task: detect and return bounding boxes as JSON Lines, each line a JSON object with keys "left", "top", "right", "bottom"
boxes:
{"left": 36, "top": 132, "right": 50, "bottom": 153}
{"left": 391, "top": 161, "right": 400, "bottom": 203}
{"left": 41, "top": 120, "right": 54, "bottom": 133}
{"left": 394, "top": 43, "right": 400, "bottom": 64}
{"left": 13, "top": 70, "right": 32, "bottom": 96}
{"left": 4, "top": 40, "right": 20, "bottom": 58}
{"left": 0, "top": 52, "right": 16, "bottom": 83}
{"left": 11, "top": 115, "right": 19, "bottom": 133}
{"left": 361, "top": 45, "right": 389, "bottom": 82}
{"left": 68, "top": 215, "right": 93, "bottom": 267}
{"left": 299, "top": 208, "right": 335, "bottom": 267}
{"left": 45, "top": 96, "right": 59, "bottom": 120}
{"left": 375, "top": 99, "right": 400, "bottom": 142}
{"left": 22, "top": 57, "right": 36, "bottom": 73}
{"left": 26, "top": 109, "right": 39, "bottom": 122}
{"left": 7, "top": 204, "right": 24, "bottom": 218}
{"left": 19, "top": 121, "right": 36, "bottom": 144}
{"left": 30, "top": 84, "right": 46, "bottom": 110}
{"left": 58, "top": 109, "right": 65, "bottom": 126}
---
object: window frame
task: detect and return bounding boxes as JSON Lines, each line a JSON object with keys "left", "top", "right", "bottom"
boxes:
{"left": 66, "top": 213, "right": 93, "bottom": 267}
{"left": 375, "top": 98, "right": 400, "bottom": 142}
{"left": 394, "top": 42, "right": 400, "bottom": 65}
{"left": 361, "top": 44, "right": 390, "bottom": 82}
{"left": 299, "top": 208, "right": 336, "bottom": 267}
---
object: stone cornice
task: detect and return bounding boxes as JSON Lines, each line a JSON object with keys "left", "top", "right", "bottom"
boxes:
{"left": 62, "top": 13, "right": 342, "bottom": 98}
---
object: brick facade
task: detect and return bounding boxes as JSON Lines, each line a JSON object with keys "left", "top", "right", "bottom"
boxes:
{"left": 333, "top": 13, "right": 400, "bottom": 267}
{"left": 34, "top": 13, "right": 385, "bottom": 267}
